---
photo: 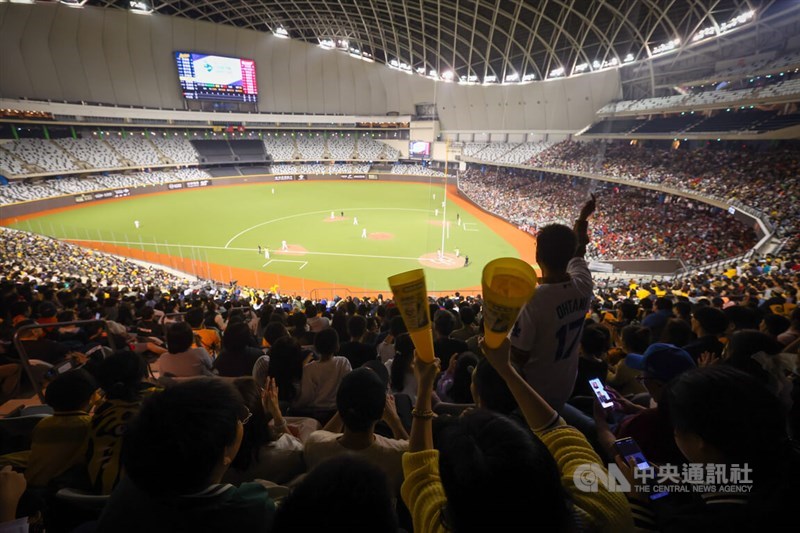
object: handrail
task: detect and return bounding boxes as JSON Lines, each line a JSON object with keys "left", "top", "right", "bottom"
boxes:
{"left": 12, "top": 319, "right": 118, "bottom": 403}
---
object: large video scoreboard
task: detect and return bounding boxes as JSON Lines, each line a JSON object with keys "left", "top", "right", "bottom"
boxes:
{"left": 175, "top": 52, "right": 258, "bottom": 102}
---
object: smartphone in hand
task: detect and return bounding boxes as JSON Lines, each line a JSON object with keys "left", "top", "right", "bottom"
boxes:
{"left": 614, "top": 437, "right": 669, "bottom": 500}
{"left": 589, "top": 378, "right": 614, "bottom": 410}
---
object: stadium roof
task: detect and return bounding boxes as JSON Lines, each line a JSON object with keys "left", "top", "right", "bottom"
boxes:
{"left": 87, "top": 0, "right": 778, "bottom": 83}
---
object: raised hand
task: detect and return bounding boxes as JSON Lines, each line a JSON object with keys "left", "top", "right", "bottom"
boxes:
{"left": 579, "top": 193, "right": 597, "bottom": 221}
{"left": 413, "top": 352, "right": 441, "bottom": 392}
{"left": 698, "top": 351, "right": 719, "bottom": 368}
{"left": 261, "top": 377, "right": 282, "bottom": 419}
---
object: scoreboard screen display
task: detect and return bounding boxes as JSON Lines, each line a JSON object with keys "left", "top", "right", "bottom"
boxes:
{"left": 175, "top": 52, "right": 258, "bottom": 102}
{"left": 409, "top": 141, "right": 431, "bottom": 158}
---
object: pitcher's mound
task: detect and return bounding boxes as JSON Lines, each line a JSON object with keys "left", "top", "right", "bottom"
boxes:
{"left": 275, "top": 245, "right": 308, "bottom": 256}
{"left": 419, "top": 252, "right": 464, "bottom": 270}
{"left": 368, "top": 232, "right": 394, "bottom": 240}
{"left": 323, "top": 216, "right": 347, "bottom": 223}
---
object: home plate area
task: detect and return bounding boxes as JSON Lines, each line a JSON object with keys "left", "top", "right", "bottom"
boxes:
{"left": 418, "top": 252, "right": 463, "bottom": 270}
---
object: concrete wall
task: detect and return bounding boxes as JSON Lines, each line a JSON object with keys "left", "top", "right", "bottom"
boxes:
{"left": 0, "top": 3, "right": 621, "bottom": 132}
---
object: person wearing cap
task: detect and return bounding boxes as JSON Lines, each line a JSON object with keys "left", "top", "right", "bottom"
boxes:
{"left": 603, "top": 344, "right": 696, "bottom": 465}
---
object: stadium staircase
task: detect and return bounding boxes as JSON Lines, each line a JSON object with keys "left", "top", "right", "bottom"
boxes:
{"left": 147, "top": 138, "right": 176, "bottom": 165}
{"left": 102, "top": 139, "right": 135, "bottom": 168}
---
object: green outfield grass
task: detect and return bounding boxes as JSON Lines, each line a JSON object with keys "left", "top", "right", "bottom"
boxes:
{"left": 11, "top": 180, "right": 522, "bottom": 291}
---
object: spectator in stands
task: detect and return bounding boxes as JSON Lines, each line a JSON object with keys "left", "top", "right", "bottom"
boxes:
{"left": 295, "top": 328, "right": 351, "bottom": 412}
{"left": 469, "top": 356, "right": 519, "bottom": 416}
{"left": 15, "top": 319, "right": 70, "bottom": 365}
{"left": 87, "top": 350, "right": 157, "bottom": 494}
{"left": 377, "top": 316, "right": 406, "bottom": 364}
{"left": 288, "top": 312, "right": 314, "bottom": 347}
{"left": 339, "top": 315, "right": 377, "bottom": 368}
{"left": 223, "top": 377, "right": 304, "bottom": 486}
{"left": 721, "top": 330, "right": 796, "bottom": 407}
{"left": 98, "top": 379, "right": 276, "bottom": 531}
{"left": 159, "top": 322, "right": 213, "bottom": 378}
{"left": 625, "top": 366, "right": 799, "bottom": 530}
{"left": 606, "top": 325, "right": 649, "bottom": 396}
{"left": 642, "top": 297, "right": 674, "bottom": 342}
{"left": 387, "top": 333, "right": 418, "bottom": 403}
{"left": 662, "top": 317, "right": 694, "bottom": 347}
{"left": 762, "top": 313, "right": 791, "bottom": 340}
{"left": 450, "top": 306, "right": 478, "bottom": 342}
{"left": 572, "top": 324, "right": 611, "bottom": 399}
{"left": 272, "top": 456, "right": 397, "bottom": 533}
{"left": 778, "top": 307, "right": 800, "bottom": 346}
{"left": 134, "top": 306, "right": 163, "bottom": 341}
{"left": 683, "top": 306, "right": 728, "bottom": 362}
{"left": 266, "top": 337, "right": 306, "bottom": 407}
{"left": 304, "top": 368, "right": 408, "bottom": 496}
{"left": 600, "top": 343, "right": 696, "bottom": 465}
{"left": 432, "top": 311, "right": 468, "bottom": 370}
{"left": 435, "top": 352, "right": 478, "bottom": 404}
{"left": 214, "top": 322, "right": 262, "bottom": 377}
{"left": 24, "top": 369, "right": 96, "bottom": 487}
{"left": 402, "top": 339, "right": 633, "bottom": 532}
{"left": 186, "top": 307, "right": 220, "bottom": 357}
{"left": 510, "top": 195, "right": 595, "bottom": 411}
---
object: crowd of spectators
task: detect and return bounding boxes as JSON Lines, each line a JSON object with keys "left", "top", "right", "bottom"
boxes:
{"left": 460, "top": 167, "right": 756, "bottom": 265}
{"left": 0, "top": 169, "right": 210, "bottom": 205}
{"left": 526, "top": 140, "right": 800, "bottom": 253}
{"left": 0, "top": 191, "right": 798, "bottom": 531}
{"left": 0, "top": 136, "right": 401, "bottom": 179}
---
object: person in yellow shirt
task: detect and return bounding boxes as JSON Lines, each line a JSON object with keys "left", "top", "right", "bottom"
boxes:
{"left": 401, "top": 339, "right": 633, "bottom": 533}
{"left": 26, "top": 370, "right": 97, "bottom": 487}
{"left": 186, "top": 307, "right": 221, "bottom": 358}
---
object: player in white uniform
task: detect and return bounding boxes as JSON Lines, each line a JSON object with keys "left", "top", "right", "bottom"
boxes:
{"left": 353, "top": 217, "right": 358, "bottom": 225}
{"left": 509, "top": 194, "right": 595, "bottom": 411}
{"left": 134, "top": 220, "right": 140, "bottom": 229}
{"left": 281, "top": 240, "right": 288, "bottom": 251}
{"left": 361, "top": 228, "right": 367, "bottom": 238}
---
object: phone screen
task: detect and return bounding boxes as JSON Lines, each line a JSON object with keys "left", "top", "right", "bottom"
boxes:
{"left": 589, "top": 378, "right": 614, "bottom": 409}
{"left": 614, "top": 438, "right": 651, "bottom": 470}
{"left": 614, "top": 438, "right": 669, "bottom": 500}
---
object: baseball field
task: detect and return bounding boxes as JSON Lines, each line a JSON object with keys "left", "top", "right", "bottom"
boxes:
{"left": 7, "top": 179, "right": 537, "bottom": 296}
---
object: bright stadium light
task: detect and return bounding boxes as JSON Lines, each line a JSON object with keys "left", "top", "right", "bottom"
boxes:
{"left": 318, "top": 39, "right": 335, "bottom": 49}
{"left": 129, "top": 0, "right": 152, "bottom": 14}
{"left": 483, "top": 75, "right": 497, "bottom": 84}
{"left": 549, "top": 67, "right": 565, "bottom": 78}
{"left": 504, "top": 72, "right": 519, "bottom": 82}
{"left": 441, "top": 70, "right": 454, "bottom": 81}
{"left": 273, "top": 27, "right": 289, "bottom": 38}
{"left": 624, "top": 53, "right": 635, "bottom": 63}
{"left": 574, "top": 63, "right": 590, "bottom": 73}
{"left": 60, "top": 0, "right": 88, "bottom": 6}
{"left": 521, "top": 73, "right": 536, "bottom": 81}
{"left": 652, "top": 38, "right": 680, "bottom": 55}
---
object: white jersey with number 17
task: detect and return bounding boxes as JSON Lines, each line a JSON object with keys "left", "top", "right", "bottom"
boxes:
{"left": 509, "top": 257, "right": 594, "bottom": 410}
